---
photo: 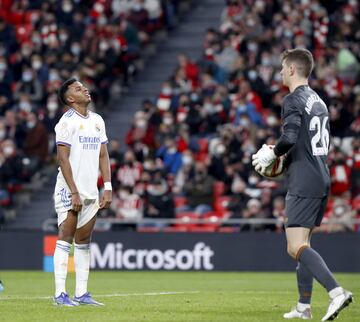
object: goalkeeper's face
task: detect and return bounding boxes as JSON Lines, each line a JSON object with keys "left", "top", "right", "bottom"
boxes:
{"left": 280, "top": 61, "right": 291, "bottom": 87}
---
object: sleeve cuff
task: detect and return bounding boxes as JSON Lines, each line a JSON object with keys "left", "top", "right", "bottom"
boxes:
{"left": 56, "top": 141, "right": 71, "bottom": 147}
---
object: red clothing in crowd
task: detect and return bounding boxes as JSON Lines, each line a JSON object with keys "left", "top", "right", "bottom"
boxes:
{"left": 330, "top": 164, "right": 351, "bottom": 196}
{"left": 116, "top": 162, "right": 143, "bottom": 187}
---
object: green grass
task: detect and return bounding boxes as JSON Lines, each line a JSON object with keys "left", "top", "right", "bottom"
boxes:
{"left": 0, "top": 271, "right": 358, "bottom": 322}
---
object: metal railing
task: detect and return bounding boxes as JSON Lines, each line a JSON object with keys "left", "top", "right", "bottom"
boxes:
{"left": 42, "top": 217, "right": 360, "bottom": 232}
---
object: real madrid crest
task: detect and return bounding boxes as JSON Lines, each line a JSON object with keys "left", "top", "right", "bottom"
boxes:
{"left": 95, "top": 123, "right": 101, "bottom": 132}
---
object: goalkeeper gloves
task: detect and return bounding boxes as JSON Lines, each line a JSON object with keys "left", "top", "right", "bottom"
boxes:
{"left": 252, "top": 144, "right": 277, "bottom": 174}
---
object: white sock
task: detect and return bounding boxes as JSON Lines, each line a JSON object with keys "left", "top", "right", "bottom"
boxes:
{"left": 54, "top": 240, "right": 71, "bottom": 297}
{"left": 329, "top": 286, "right": 344, "bottom": 299}
{"left": 74, "top": 243, "right": 90, "bottom": 297}
{"left": 297, "top": 302, "right": 311, "bottom": 311}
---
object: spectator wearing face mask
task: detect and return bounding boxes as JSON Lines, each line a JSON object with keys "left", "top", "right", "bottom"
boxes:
{"left": 329, "top": 148, "right": 351, "bottom": 197}
{"left": 145, "top": 178, "right": 175, "bottom": 220}
{"left": 14, "top": 66, "right": 43, "bottom": 105}
{"left": 0, "top": 139, "right": 26, "bottom": 186}
{"left": 183, "top": 161, "right": 214, "bottom": 214}
{"left": 24, "top": 112, "right": 49, "bottom": 165}
{"left": 156, "top": 137, "right": 183, "bottom": 175}
{"left": 110, "top": 185, "right": 143, "bottom": 230}
{"left": 173, "top": 150, "right": 194, "bottom": 194}
{"left": 4, "top": 110, "right": 26, "bottom": 149}
{"left": 0, "top": 56, "right": 14, "bottom": 102}
{"left": 209, "top": 141, "right": 228, "bottom": 181}
{"left": 125, "top": 111, "right": 155, "bottom": 148}
{"left": 0, "top": 119, "right": 7, "bottom": 143}
{"left": 241, "top": 198, "right": 267, "bottom": 232}
{"left": 116, "top": 150, "right": 143, "bottom": 187}
{"left": 41, "top": 95, "right": 62, "bottom": 134}
{"left": 31, "top": 55, "right": 49, "bottom": 84}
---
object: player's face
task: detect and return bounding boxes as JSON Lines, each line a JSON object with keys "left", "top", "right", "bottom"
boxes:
{"left": 280, "top": 61, "right": 290, "bottom": 87}
{"left": 67, "top": 81, "right": 91, "bottom": 105}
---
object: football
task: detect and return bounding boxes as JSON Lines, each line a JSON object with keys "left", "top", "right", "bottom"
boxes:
{"left": 255, "top": 145, "right": 286, "bottom": 179}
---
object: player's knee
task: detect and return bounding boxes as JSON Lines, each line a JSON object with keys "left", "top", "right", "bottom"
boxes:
{"left": 58, "top": 227, "right": 75, "bottom": 243}
{"left": 287, "top": 243, "right": 301, "bottom": 259}
{"left": 58, "top": 233, "right": 74, "bottom": 244}
{"left": 287, "top": 244, "right": 297, "bottom": 259}
{"left": 287, "top": 243, "right": 309, "bottom": 260}
{"left": 75, "top": 234, "right": 91, "bottom": 244}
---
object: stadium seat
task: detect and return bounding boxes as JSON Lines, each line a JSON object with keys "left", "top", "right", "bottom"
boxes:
{"left": 137, "top": 227, "right": 162, "bottom": 233}
{"left": 175, "top": 211, "right": 200, "bottom": 231}
{"left": 213, "top": 181, "right": 226, "bottom": 198}
{"left": 174, "top": 196, "right": 188, "bottom": 208}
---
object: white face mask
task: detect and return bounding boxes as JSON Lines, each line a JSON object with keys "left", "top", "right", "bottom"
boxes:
{"left": 248, "top": 70, "right": 258, "bottom": 80}
{"left": 267, "top": 116, "right": 278, "bottom": 127}
{"left": 261, "top": 58, "right": 271, "bottom": 66}
{"left": 32, "top": 60, "right": 42, "bottom": 70}
{"left": 99, "top": 41, "right": 109, "bottom": 51}
{"left": 49, "top": 71, "right": 59, "bottom": 81}
{"left": 163, "top": 117, "right": 173, "bottom": 125}
{"left": 248, "top": 42, "right": 258, "bottom": 52}
{"left": 204, "top": 103, "right": 215, "bottom": 113}
{"left": 98, "top": 16, "right": 107, "bottom": 26}
{"left": 27, "top": 121, "right": 36, "bottom": 129}
{"left": 19, "top": 101, "right": 32, "bottom": 112}
{"left": 3, "top": 146, "right": 14, "bottom": 156}
{"left": 62, "top": 3, "right": 73, "bottom": 12}
{"left": 215, "top": 144, "right": 226, "bottom": 155}
{"left": 177, "top": 112, "right": 187, "bottom": 122}
{"left": 344, "top": 14, "right": 353, "bottom": 23}
{"left": 71, "top": 45, "right": 81, "bottom": 56}
{"left": 59, "top": 33, "right": 68, "bottom": 42}
{"left": 162, "top": 87, "right": 172, "bottom": 96}
{"left": 239, "top": 118, "right": 250, "bottom": 128}
{"left": 119, "top": 191, "right": 129, "bottom": 199}
{"left": 0, "top": 129, "right": 6, "bottom": 140}
{"left": 135, "top": 119, "right": 147, "bottom": 128}
{"left": 248, "top": 176, "right": 258, "bottom": 185}
{"left": 47, "top": 101, "right": 58, "bottom": 112}
{"left": 22, "top": 72, "right": 33, "bottom": 82}
{"left": 182, "top": 155, "right": 193, "bottom": 165}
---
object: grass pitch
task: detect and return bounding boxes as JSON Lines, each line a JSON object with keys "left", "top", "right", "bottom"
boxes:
{"left": 0, "top": 271, "right": 358, "bottom": 322}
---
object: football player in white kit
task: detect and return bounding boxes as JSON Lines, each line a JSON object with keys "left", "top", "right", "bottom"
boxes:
{"left": 53, "top": 78, "right": 112, "bottom": 306}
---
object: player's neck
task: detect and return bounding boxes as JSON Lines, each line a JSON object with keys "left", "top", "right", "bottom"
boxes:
{"left": 71, "top": 104, "right": 88, "bottom": 117}
{"left": 288, "top": 79, "right": 308, "bottom": 93}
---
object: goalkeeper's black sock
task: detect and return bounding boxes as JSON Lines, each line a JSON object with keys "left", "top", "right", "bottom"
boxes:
{"left": 296, "top": 262, "right": 313, "bottom": 304}
{"left": 298, "top": 246, "right": 339, "bottom": 292}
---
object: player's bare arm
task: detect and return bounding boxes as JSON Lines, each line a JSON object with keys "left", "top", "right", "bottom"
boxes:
{"left": 57, "top": 144, "right": 82, "bottom": 212}
{"left": 99, "top": 143, "right": 112, "bottom": 209}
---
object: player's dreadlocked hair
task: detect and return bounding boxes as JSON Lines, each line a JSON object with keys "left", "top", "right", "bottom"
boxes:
{"left": 281, "top": 48, "right": 314, "bottom": 79}
{"left": 58, "top": 77, "right": 77, "bottom": 106}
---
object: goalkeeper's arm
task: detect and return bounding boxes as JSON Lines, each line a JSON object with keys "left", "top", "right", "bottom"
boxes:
{"left": 273, "top": 102, "right": 302, "bottom": 157}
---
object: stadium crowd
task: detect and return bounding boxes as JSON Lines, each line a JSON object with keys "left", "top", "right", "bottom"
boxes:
{"left": 0, "top": 0, "right": 187, "bottom": 223}
{"left": 103, "top": 0, "right": 360, "bottom": 233}
{"left": 0, "top": 0, "right": 359, "bottom": 232}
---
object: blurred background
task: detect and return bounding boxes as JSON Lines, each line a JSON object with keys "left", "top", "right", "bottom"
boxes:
{"left": 0, "top": 0, "right": 359, "bottom": 271}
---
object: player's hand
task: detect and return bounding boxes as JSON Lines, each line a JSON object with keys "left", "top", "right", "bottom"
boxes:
{"left": 252, "top": 144, "right": 276, "bottom": 174}
{"left": 71, "top": 193, "right": 82, "bottom": 213}
{"left": 99, "top": 190, "right": 112, "bottom": 209}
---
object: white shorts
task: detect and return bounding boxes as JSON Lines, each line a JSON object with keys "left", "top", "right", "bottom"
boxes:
{"left": 54, "top": 185, "right": 99, "bottom": 229}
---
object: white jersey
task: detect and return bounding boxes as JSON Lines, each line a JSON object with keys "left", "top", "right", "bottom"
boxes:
{"left": 54, "top": 108, "right": 108, "bottom": 199}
